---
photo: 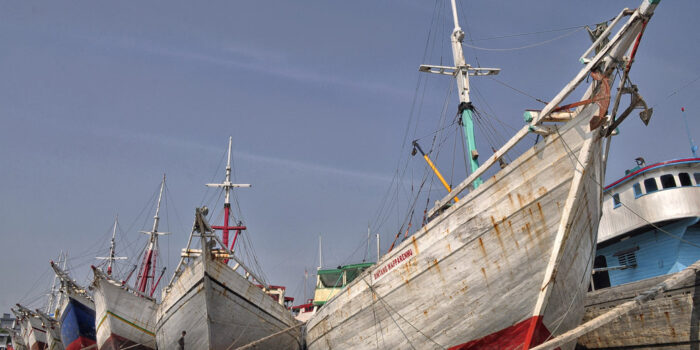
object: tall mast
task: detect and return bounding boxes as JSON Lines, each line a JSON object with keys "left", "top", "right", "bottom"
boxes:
{"left": 419, "top": 0, "right": 499, "bottom": 190}
{"left": 136, "top": 174, "right": 169, "bottom": 295}
{"left": 207, "top": 136, "right": 250, "bottom": 253}
{"left": 97, "top": 217, "right": 127, "bottom": 276}
{"left": 46, "top": 251, "right": 64, "bottom": 314}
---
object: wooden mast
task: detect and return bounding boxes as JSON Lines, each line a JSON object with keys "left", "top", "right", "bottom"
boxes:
{"left": 419, "top": 0, "right": 499, "bottom": 190}
{"left": 206, "top": 136, "right": 250, "bottom": 256}
{"left": 96, "top": 216, "right": 127, "bottom": 276}
{"left": 136, "top": 174, "right": 169, "bottom": 296}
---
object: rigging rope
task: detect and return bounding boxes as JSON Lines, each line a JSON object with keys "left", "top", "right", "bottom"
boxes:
{"left": 488, "top": 77, "right": 549, "bottom": 105}
{"left": 651, "top": 73, "right": 700, "bottom": 109}
{"left": 462, "top": 26, "right": 585, "bottom": 52}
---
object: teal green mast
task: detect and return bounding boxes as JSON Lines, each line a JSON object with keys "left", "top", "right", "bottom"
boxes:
{"left": 459, "top": 102, "right": 482, "bottom": 188}
{"left": 419, "top": 0, "right": 499, "bottom": 190}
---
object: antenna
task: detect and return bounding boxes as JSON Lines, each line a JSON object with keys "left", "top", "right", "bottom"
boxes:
{"left": 366, "top": 225, "right": 371, "bottom": 262}
{"left": 681, "top": 107, "right": 698, "bottom": 157}
{"left": 318, "top": 234, "right": 323, "bottom": 270}
{"left": 376, "top": 233, "right": 380, "bottom": 262}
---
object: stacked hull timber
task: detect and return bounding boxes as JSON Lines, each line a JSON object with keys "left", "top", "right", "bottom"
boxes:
{"left": 58, "top": 293, "right": 96, "bottom": 350}
{"left": 156, "top": 256, "right": 302, "bottom": 349}
{"left": 92, "top": 268, "right": 156, "bottom": 350}
{"left": 12, "top": 330, "right": 29, "bottom": 350}
{"left": 306, "top": 103, "right": 604, "bottom": 349}
{"left": 577, "top": 271, "right": 700, "bottom": 349}
{"left": 44, "top": 323, "right": 63, "bottom": 350}
{"left": 18, "top": 314, "right": 48, "bottom": 350}
{"left": 36, "top": 312, "right": 64, "bottom": 350}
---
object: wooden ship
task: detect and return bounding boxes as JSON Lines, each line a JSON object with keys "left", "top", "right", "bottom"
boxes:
{"left": 155, "top": 138, "right": 302, "bottom": 349}
{"left": 91, "top": 178, "right": 168, "bottom": 350}
{"left": 305, "top": 0, "right": 661, "bottom": 349}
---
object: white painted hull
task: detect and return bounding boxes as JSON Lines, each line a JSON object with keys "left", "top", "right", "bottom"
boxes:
{"left": 44, "top": 321, "right": 63, "bottom": 350}
{"left": 92, "top": 271, "right": 157, "bottom": 350}
{"left": 157, "top": 256, "right": 302, "bottom": 350}
{"left": 306, "top": 104, "right": 605, "bottom": 349}
{"left": 20, "top": 315, "right": 48, "bottom": 350}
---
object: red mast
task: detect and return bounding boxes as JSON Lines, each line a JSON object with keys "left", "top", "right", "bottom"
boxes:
{"left": 135, "top": 174, "right": 169, "bottom": 296}
{"left": 206, "top": 137, "right": 250, "bottom": 260}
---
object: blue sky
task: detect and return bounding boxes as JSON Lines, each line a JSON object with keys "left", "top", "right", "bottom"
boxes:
{"left": 1, "top": 0, "right": 699, "bottom": 310}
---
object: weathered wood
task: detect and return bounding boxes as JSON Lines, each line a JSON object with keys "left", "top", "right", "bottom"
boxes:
{"left": 530, "top": 259, "right": 700, "bottom": 350}
{"left": 156, "top": 256, "right": 302, "bottom": 350}
{"left": 578, "top": 269, "right": 700, "bottom": 349}
{"left": 306, "top": 103, "right": 600, "bottom": 350}
{"left": 92, "top": 268, "right": 157, "bottom": 349}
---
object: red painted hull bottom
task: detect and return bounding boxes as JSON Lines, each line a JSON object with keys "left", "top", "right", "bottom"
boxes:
{"left": 448, "top": 316, "right": 560, "bottom": 350}
{"left": 29, "top": 342, "right": 47, "bottom": 350}
{"left": 100, "top": 333, "right": 153, "bottom": 350}
{"left": 65, "top": 336, "right": 96, "bottom": 350}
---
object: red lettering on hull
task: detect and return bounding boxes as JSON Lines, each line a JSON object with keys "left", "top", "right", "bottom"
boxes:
{"left": 373, "top": 249, "right": 414, "bottom": 282}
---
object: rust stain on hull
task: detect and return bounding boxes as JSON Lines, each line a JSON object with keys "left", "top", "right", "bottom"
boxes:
{"left": 478, "top": 238, "right": 487, "bottom": 257}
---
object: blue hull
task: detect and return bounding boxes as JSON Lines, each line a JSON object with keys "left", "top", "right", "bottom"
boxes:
{"left": 59, "top": 297, "right": 96, "bottom": 350}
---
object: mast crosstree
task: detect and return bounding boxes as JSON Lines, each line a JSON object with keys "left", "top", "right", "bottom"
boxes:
{"left": 206, "top": 136, "right": 250, "bottom": 255}
{"left": 96, "top": 216, "right": 127, "bottom": 276}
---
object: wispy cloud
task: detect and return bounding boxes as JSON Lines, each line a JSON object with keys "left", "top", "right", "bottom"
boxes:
{"left": 138, "top": 132, "right": 394, "bottom": 184}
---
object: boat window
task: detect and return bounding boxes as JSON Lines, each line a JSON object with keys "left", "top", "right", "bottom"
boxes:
{"left": 679, "top": 173, "right": 692, "bottom": 186}
{"left": 660, "top": 174, "right": 677, "bottom": 189}
{"left": 695, "top": 173, "right": 700, "bottom": 185}
{"left": 612, "top": 193, "right": 621, "bottom": 209}
{"left": 344, "top": 266, "right": 369, "bottom": 284}
{"left": 318, "top": 271, "right": 344, "bottom": 288}
{"left": 644, "top": 178, "right": 658, "bottom": 193}
{"left": 617, "top": 251, "right": 638, "bottom": 267}
{"left": 633, "top": 183, "right": 643, "bottom": 198}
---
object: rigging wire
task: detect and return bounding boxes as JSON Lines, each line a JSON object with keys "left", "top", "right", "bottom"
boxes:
{"left": 462, "top": 26, "right": 585, "bottom": 52}
{"left": 488, "top": 77, "right": 549, "bottom": 105}
{"left": 369, "top": 0, "right": 444, "bottom": 237}
{"left": 470, "top": 23, "right": 607, "bottom": 42}
{"left": 361, "top": 277, "right": 446, "bottom": 349}
{"left": 651, "top": 73, "right": 700, "bottom": 109}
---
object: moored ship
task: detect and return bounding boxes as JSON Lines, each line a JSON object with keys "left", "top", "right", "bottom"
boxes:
{"left": 12, "top": 305, "right": 47, "bottom": 350}
{"left": 305, "top": 0, "right": 661, "bottom": 349}
{"left": 155, "top": 138, "right": 302, "bottom": 349}
{"left": 50, "top": 262, "right": 96, "bottom": 350}
{"left": 578, "top": 157, "right": 700, "bottom": 349}
{"left": 91, "top": 177, "right": 169, "bottom": 350}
